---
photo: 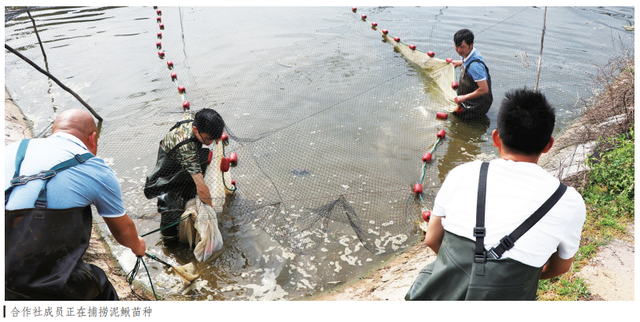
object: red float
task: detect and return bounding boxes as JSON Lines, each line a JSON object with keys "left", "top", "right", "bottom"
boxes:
{"left": 167, "top": 60, "right": 174, "bottom": 69}
{"left": 178, "top": 85, "right": 186, "bottom": 94}
{"left": 382, "top": 29, "right": 388, "bottom": 35}
{"left": 427, "top": 51, "right": 435, "bottom": 57}
{"left": 409, "top": 44, "right": 416, "bottom": 50}
{"left": 456, "top": 105, "right": 465, "bottom": 114}
{"left": 182, "top": 101, "right": 190, "bottom": 110}
{"left": 157, "top": 32, "right": 162, "bottom": 39}
{"left": 437, "top": 129, "right": 446, "bottom": 139}
{"left": 361, "top": 14, "right": 367, "bottom": 20}
{"left": 231, "top": 179, "right": 236, "bottom": 187}
{"left": 436, "top": 112, "right": 448, "bottom": 120}
{"left": 446, "top": 58, "right": 453, "bottom": 63}
{"left": 413, "top": 183, "right": 423, "bottom": 195}
{"left": 451, "top": 81, "right": 459, "bottom": 90}
{"left": 156, "top": 10, "right": 162, "bottom": 16}
{"left": 422, "top": 210, "right": 431, "bottom": 222}
{"left": 394, "top": 37, "right": 400, "bottom": 42}
{"left": 422, "top": 152, "right": 432, "bottom": 163}
{"left": 220, "top": 157, "right": 230, "bottom": 172}
{"left": 207, "top": 150, "right": 213, "bottom": 164}
{"left": 352, "top": 7, "right": 357, "bottom": 12}
{"left": 158, "top": 51, "right": 165, "bottom": 58}
{"left": 157, "top": 17, "right": 161, "bottom": 23}
{"left": 371, "top": 22, "right": 377, "bottom": 27}
{"left": 159, "top": 24, "right": 164, "bottom": 30}
{"left": 171, "top": 72, "right": 177, "bottom": 81}
{"left": 156, "top": 41, "right": 161, "bottom": 49}
{"left": 221, "top": 132, "right": 229, "bottom": 145}
{"left": 229, "top": 152, "right": 238, "bottom": 166}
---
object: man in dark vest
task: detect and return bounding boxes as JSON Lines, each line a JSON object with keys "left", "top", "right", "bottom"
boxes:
{"left": 143, "top": 108, "right": 225, "bottom": 246}
{"left": 451, "top": 29, "right": 493, "bottom": 120}
{"left": 5, "top": 109, "right": 146, "bottom": 300}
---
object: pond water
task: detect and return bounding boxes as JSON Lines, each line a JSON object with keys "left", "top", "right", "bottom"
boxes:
{"left": 4, "top": 6, "right": 634, "bottom": 300}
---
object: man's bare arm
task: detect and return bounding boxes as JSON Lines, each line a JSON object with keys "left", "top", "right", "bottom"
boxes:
{"left": 103, "top": 214, "right": 146, "bottom": 256}
{"left": 191, "top": 172, "right": 213, "bottom": 207}
{"left": 424, "top": 216, "right": 445, "bottom": 254}
{"left": 540, "top": 251, "right": 575, "bottom": 279}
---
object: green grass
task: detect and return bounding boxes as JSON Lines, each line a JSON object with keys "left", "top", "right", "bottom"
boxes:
{"left": 537, "top": 128, "right": 634, "bottom": 301}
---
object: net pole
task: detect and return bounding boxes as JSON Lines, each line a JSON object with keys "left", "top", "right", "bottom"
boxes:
{"left": 27, "top": 9, "right": 47, "bottom": 61}
{"left": 534, "top": 6, "right": 547, "bottom": 91}
{"left": 4, "top": 44, "right": 103, "bottom": 122}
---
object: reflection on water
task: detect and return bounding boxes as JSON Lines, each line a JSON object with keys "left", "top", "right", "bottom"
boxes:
{"left": 4, "top": 6, "right": 634, "bottom": 300}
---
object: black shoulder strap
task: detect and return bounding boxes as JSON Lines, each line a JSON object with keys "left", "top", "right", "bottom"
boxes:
{"left": 166, "top": 137, "right": 201, "bottom": 158}
{"left": 473, "top": 162, "right": 490, "bottom": 265}
{"left": 169, "top": 119, "right": 193, "bottom": 132}
{"left": 164, "top": 119, "right": 201, "bottom": 158}
{"left": 488, "top": 182, "right": 567, "bottom": 259}
{"left": 466, "top": 59, "right": 490, "bottom": 78}
{"left": 474, "top": 161, "right": 568, "bottom": 263}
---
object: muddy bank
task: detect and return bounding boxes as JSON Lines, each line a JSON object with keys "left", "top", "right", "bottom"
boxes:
{"left": 5, "top": 90, "right": 33, "bottom": 144}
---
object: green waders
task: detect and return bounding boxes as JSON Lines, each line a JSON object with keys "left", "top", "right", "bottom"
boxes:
{"left": 144, "top": 141, "right": 210, "bottom": 246}
{"left": 406, "top": 162, "right": 566, "bottom": 300}
{"left": 456, "top": 59, "right": 493, "bottom": 120}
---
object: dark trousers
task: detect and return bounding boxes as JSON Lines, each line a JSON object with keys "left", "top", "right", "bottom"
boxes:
{"left": 5, "top": 261, "right": 118, "bottom": 301}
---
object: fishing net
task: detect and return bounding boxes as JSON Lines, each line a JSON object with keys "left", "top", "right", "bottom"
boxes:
{"left": 377, "top": 31, "right": 457, "bottom": 111}
{"left": 225, "top": 26, "right": 459, "bottom": 255}
{"left": 128, "top": 7, "right": 464, "bottom": 258}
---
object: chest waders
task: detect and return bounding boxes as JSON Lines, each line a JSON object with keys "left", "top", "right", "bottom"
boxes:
{"left": 406, "top": 162, "right": 567, "bottom": 300}
{"left": 456, "top": 59, "right": 493, "bottom": 120}
{"left": 143, "top": 120, "right": 210, "bottom": 246}
{"left": 5, "top": 139, "right": 118, "bottom": 300}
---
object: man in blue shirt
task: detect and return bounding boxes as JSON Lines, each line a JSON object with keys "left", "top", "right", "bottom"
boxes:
{"left": 451, "top": 29, "right": 493, "bottom": 119}
{"left": 5, "top": 109, "right": 146, "bottom": 300}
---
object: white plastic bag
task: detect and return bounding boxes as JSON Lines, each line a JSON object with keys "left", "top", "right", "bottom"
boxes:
{"left": 178, "top": 197, "right": 224, "bottom": 262}
{"left": 177, "top": 143, "right": 227, "bottom": 262}
{"left": 192, "top": 198, "right": 223, "bottom": 262}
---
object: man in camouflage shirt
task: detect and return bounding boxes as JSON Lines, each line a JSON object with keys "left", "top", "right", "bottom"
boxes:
{"left": 144, "top": 109, "right": 225, "bottom": 246}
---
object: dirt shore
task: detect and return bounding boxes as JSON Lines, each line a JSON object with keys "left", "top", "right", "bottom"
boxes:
{"left": 4, "top": 89, "right": 634, "bottom": 301}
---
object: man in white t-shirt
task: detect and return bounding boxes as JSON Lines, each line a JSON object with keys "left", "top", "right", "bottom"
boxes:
{"left": 425, "top": 88, "right": 586, "bottom": 287}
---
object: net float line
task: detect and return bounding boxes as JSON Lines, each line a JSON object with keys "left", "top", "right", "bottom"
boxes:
{"left": 413, "top": 129, "right": 447, "bottom": 223}
{"left": 154, "top": 8, "right": 190, "bottom": 111}
{"left": 352, "top": 8, "right": 459, "bottom": 115}
{"left": 353, "top": 8, "right": 459, "bottom": 224}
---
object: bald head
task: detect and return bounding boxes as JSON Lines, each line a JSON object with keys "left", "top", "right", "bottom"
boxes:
{"left": 52, "top": 109, "right": 97, "bottom": 138}
{"left": 52, "top": 109, "right": 99, "bottom": 154}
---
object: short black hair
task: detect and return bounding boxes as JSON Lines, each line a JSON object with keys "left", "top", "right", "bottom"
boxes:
{"left": 454, "top": 29, "right": 474, "bottom": 47}
{"left": 193, "top": 108, "right": 225, "bottom": 140}
{"left": 497, "top": 88, "right": 555, "bottom": 156}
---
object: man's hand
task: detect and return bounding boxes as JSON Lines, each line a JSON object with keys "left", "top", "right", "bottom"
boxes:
{"left": 454, "top": 95, "right": 467, "bottom": 104}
